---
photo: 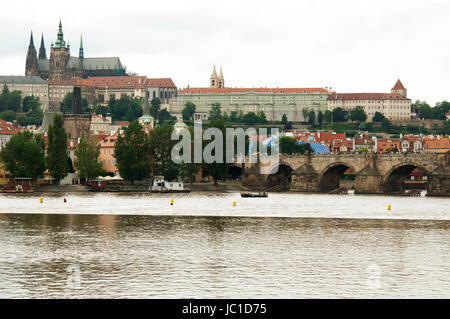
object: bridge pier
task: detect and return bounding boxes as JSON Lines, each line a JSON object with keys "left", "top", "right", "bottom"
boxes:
{"left": 427, "top": 166, "right": 450, "bottom": 196}
{"left": 354, "top": 166, "right": 383, "bottom": 194}
{"left": 291, "top": 163, "right": 319, "bottom": 192}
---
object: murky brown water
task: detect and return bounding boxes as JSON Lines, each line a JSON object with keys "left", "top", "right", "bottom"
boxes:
{"left": 0, "top": 192, "right": 449, "bottom": 298}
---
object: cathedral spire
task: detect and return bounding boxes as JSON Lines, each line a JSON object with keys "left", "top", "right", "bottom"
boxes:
{"left": 211, "top": 65, "right": 218, "bottom": 78}
{"left": 39, "top": 33, "right": 47, "bottom": 59}
{"left": 25, "top": 31, "right": 38, "bottom": 76}
{"left": 219, "top": 66, "right": 223, "bottom": 79}
{"left": 79, "top": 34, "right": 84, "bottom": 60}
{"left": 54, "top": 19, "right": 67, "bottom": 48}
{"left": 28, "top": 31, "right": 35, "bottom": 49}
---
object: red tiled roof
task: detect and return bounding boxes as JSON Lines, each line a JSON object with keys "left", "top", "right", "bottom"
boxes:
{"left": 146, "top": 78, "right": 176, "bottom": 88}
{"left": 47, "top": 78, "right": 95, "bottom": 87}
{"left": 328, "top": 93, "right": 410, "bottom": 100}
{"left": 0, "top": 119, "right": 18, "bottom": 135}
{"left": 181, "top": 87, "right": 329, "bottom": 94}
{"left": 114, "top": 121, "right": 130, "bottom": 126}
{"left": 88, "top": 76, "right": 147, "bottom": 89}
{"left": 392, "top": 79, "right": 406, "bottom": 90}
{"left": 423, "top": 137, "right": 450, "bottom": 149}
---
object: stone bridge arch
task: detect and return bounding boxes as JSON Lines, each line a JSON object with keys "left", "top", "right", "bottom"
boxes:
{"left": 318, "top": 162, "right": 356, "bottom": 192}
{"left": 382, "top": 162, "right": 430, "bottom": 193}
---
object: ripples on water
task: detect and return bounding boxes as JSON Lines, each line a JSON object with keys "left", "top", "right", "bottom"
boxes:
{"left": 0, "top": 192, "right": 449, "bottom": 298}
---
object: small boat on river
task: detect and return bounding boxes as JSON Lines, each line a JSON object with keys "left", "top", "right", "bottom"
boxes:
{"left": 0, "top": 178, "right": 34, "bottom": 193}
{"left": 240, "top": 192, "right": 268, "bottom": 198}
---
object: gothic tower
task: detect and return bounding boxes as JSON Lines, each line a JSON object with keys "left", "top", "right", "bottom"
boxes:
{"left": 210, "top": 65, "right": 219, "bottom": 88}
{"left": 38, "top": 33, "right": 47, "bottom": 59}
{"left": 25, "top": 31, "right": 38, "bottom": 76}
{"left": 49, "top": 20, "right": 71, "bottom": 80}
{"left": 79, "top": 35, "right": 84, "bottom": 60}
{"left": 391, "top": 78, "right": 407, "bottom": 98}
{"left": 217, "top": 66, "right": 224, "bottom": 88}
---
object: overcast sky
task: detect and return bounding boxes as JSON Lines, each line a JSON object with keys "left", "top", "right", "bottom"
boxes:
{"left": 0, "top": 0, "right": 448, "bottom": 105}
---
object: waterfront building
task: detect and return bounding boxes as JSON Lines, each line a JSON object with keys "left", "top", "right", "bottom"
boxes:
{"left": 98, "top": 132, "right": 119, "bottom": 174}
{"left": 354, "top": 136, "right": 376, "bottom": 153}
{"left": 423, "top": 136, "right": 450, "bottom": 153}
{"left": 327, "top": 79, "right": 412, "bottom": 121}
{"left": 0, "top": 75, "right": 49, "bottom": 111}
{"left": 400, "top": 135, "right": 423, "bottom": 153}
{"left": 168, "top": 67, "right": 330, "bottom": 122}
{"left": 376, "top": 139, "right": 401, "bottom": 153}
{"left": 25, "top": 22, "right": 125, "bottom": 81}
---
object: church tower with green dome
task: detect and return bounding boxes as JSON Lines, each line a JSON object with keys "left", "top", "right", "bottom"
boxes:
{"left": 49, "top": 20, "right": 72, "bottom": 80}
{"left": 139, "top": 92, "right": 155, "bottom": 132}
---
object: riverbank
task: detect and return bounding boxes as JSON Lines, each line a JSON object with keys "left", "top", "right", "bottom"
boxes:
{"left": 35, "top": 184, "right": 90, "bottom": 192}
{"left": 33, "top": 182, "right": 244, "bottom": 193}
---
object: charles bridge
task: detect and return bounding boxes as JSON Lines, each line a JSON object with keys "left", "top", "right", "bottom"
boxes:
{"left": 239, "top": 152, "right": 450, "bottom": 196}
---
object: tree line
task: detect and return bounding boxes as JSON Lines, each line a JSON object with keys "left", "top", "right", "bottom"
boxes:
{"left": 0, "top": 84, "right": 43, "bottom": 125}
{"left": 0, "top": 113, "right": 104, "bottom": 183}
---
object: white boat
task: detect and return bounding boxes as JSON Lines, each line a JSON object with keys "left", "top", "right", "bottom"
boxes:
{"left": 150, "top": 176, "right": 190, "bottom": 193}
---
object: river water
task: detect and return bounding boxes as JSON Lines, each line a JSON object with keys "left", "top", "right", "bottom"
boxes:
{"left": 0, "top": 191, "right": 449, "bottom": 298}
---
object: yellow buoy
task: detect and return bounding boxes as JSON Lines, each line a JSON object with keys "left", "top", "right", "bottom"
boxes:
{"left": 170, "top": 200, "right": 174, "bottom": 206}
{"left": 233, "top": 201, "right": 236, "bottom": 207}
{"left": 387, "top": 205, "right": 391, "bottom": 211}
{"left": 40, "top": 198, "right": 43, "bottom": 203}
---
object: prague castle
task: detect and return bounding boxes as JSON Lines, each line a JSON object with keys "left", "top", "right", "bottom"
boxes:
{"left": 25, "top": 20, "right": 126, "bottom": 81}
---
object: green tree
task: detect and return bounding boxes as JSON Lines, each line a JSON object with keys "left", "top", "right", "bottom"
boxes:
{"left": 350, "top": 106, "right": 367, "bottom": 123}
{"left": 46, "top": 113, "right": 69, "bottom": 183}
{"left": 93, "top": 103, "right": 110, "bottom": 117}
{"left": 279, "top": 136, "right": 312, "bottom": 154}
{"left": 256, "top": 111, "right": 267, "bottom": 124}
{"left": 22, "top": 96, "right": 41, "bottom": 113}
{"left": 176, "top": 126, "right": 201, "bottom": 184}
{"left": 0, "top": 90, "right": 22, "bottom": 112}
{"left": 114, "top": 120, "right": 151, "bottom": 183}
{"left": 209, "top": 103, "right": 222, "bottom": 120}
{"left": 0, "top": 110, "right": 16, "bottom": 122}
{"left": 331, "top": 107, "right": 347, "bottom": 122}
{"left": 381, "top": 118, "right": 394, "bottom": 133}
{"left": 243, "top": 112, "right": 258, "bottom": 125}
{"left": 203, "top": 117, "right": 228, "bottom": 184}
{"left": 301, "top": 108, "right": 310, "bottom": 122}
{"left": 372, "top": 111, "right": 385, "bottom": 122}
{"left": 150, "top": 97, "right": 162, "bottom": 120}
{"left": 230, "top": 111, "right": 239, "bottom": 122}
{"left": 148, "top": 123, "right": 179, "bottom": 181}
{"left": 110, "top": 95, "right": 143, "bottom": 121}
{"left": 0, "top": 131, "right": 45, "bottom": 179}
{"left": 317, "top": 111, "right": 324, "bottom": 126}
{"left": 159, "top": 109, "right": 175, "bottom": 123}
{"left": 307, "top": 110, "right": 316, "bottom": 125}
{"left": 324, "top": 110, "right": 332, "bottom": 123}
{"left": 281, "top": 113, "right": 288, "bottom": 125}
{"left": 182, "top": 102, "right": 196, "bottom": 121}
{"left": 74, "top": 136, "right": 103, "bottom": 181}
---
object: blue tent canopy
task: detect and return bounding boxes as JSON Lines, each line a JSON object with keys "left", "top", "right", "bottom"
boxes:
{"left": 297, "top": 142, "right": 330, "bottom": 154}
